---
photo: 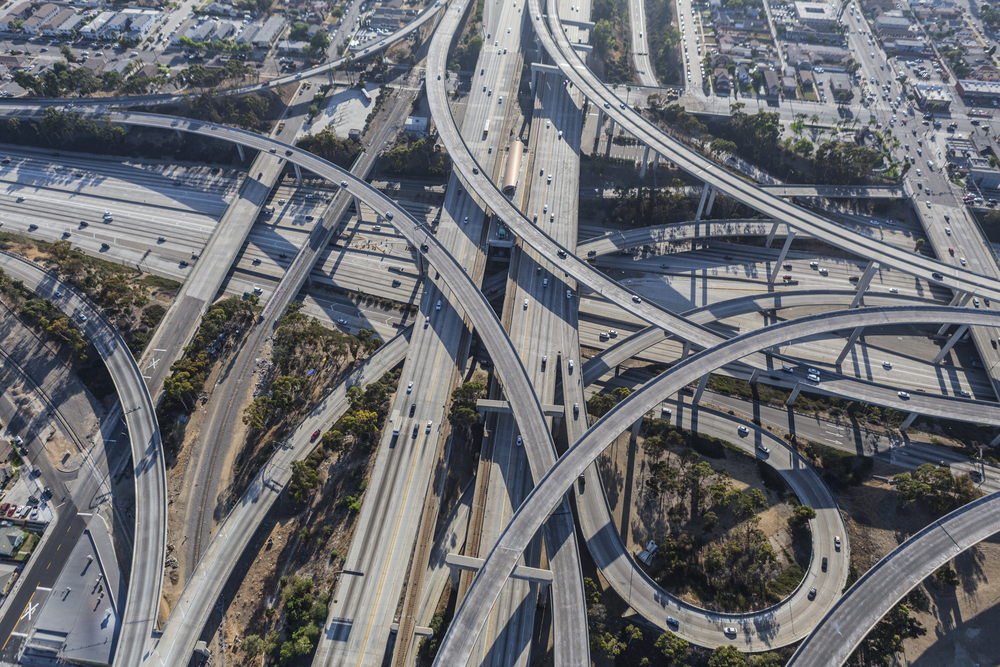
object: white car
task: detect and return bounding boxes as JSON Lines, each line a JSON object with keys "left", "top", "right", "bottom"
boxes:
{"left": 883, "top": 361, "right": 892, "bottom": 369}
{"left": 888, "top": 287, "right": 899, "bottom": 293}
{"left": 807, "top": 368, "right": 820, "bottom": 375}
{"left": 407, "top": 381, "right": 413, "bottom": 393}
{"left": 961, "top": 390, "right": 971, "bottom": 397}
{"left": 945, "top": 228, "right": 952, "bottom": 235}
{"left": 337, "top": 318, "right": 348, "bottom": 325}
{"left": 516, "top": 435, "right": 522, "bottom": 446}
{"left": 737, "top": 425, "right": 749, "bottom": 436}
{"left": 523, "top": 298, "right": 529, "bottom": 309}
{"left": 757, "top": 443, "right": 770, "bottom": 454}
{"left": 898, "top": 391, "right": 910, "bottom": 399}
{"left": 960, "top": 257, "right": 967, "bottom": 266}
{"left": 917, "top": 169, "right": 922, "bottom": 176}
{"left": 926, "top": 200, "right": 931, "bottom": 208}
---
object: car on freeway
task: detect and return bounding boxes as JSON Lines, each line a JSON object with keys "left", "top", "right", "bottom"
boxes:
{"left": 949, "top": 247, "right": 955, "bottom": 255}
{"left": 883, "top": 361, "right": 893, "bottom": 369}
{"left": 808, "top": 587, "right": 817, "bottom": 600}
{"left": 782, "top": 274, "right": 792, "bottom": 281}
{"left": 961, "top": 390, "right": 971, "bottom": 397}
{"left": 632, "top": 295, "right": 641, "bottom": 303}
{"left": 311, "top": 430, "right": 320, "bottom": 441}
{"left": 961, "top": 257, "right": 967, "bottom": 266}
{"left": 945, "top": 227, "right": 952, "bottom": 235}
{"left": 889, "top": 287, "right": 899, "bottom": 293}
{"left": 926, "top": 200, "right": 932, "bottom": 208}
{"left": 822, "top": 557, "right": 828, "bottom": 572}
{"left": 757, "top": 443, "right": 770, "bottom": 454}
{"left": 835, "top": 535, "right": 841, "bottom": 550}
{"left": 337, "top": 318, "right": 348, "bottom": 325}
{"left": 516, "top": 435, "right": 522, "bottom": 446}
{"left": 666, "top": 616, "right": 679, "bottom": 627}
{"left": 808, "top": 367, "right": 820, "bottom": 375}
{"left": 54, "top": 290, "right": 62, "bottom": 298}
{"left": 724, "top": 627, "right": 737, "bottom": 637}
{"left": 608, "top": 330, "right": 617, "bottom": 338}
{"left": 407, "top": 381, "right": 413, "bottom": 393}
{"left": 898, "top": 391, "right": 910, "bottom": 399}
{"left": 932, "top": 272, "right": 944, "bottom": 280}
{"left": 974, "top": 298, "right": 981, "bottom": 307}
{"left": 737, "top": 425, "right": 749, "bottom": 436}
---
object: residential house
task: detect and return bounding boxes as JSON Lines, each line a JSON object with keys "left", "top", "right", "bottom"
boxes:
{"left": 236, "top": 23, "right": 260, "bottom": 44}
{"left": 0, "top": 527, "right": 24, "bottom": 558}
{"left": 970, "top": 64, "right": 1000, "bottom": 82}
{"left": 798, "top": 69, "right": 817, "bottom": 90}
{"left": 277, "top": 39, "right": 308, "bottom": 52}
{"left": 40, "top": 9, "right": 74, "bottom": 36}
{"left": 0, "top": 1, "right": 32, "bottom": 31}
{"left": 133, "top": 63, "right": 161, "bottom": 79}
{"left": 205, "top": 2, "right": 238, "bottom": 16}
{"left": 370, "top": 6, "right": 408, "bottom": 30}
{"left": 762, "top": 69, "right": 781, "bottom": 96}
{"left": 782, "top": 73, "right": 799, "bottom": 95}
{"left": 80, "top": 10, "right": 114, "bottom": 38}
{"left": 99, "top": 12, "right": 131, "bottom": 38}
{"left": 714, "top": 67, "right": 731, "bottom": 92}
{"left": 0, "top": 54, "right": 26, "bottom": 70}
{"left": 251, "top": 16, "right": 285, "bottom": 48}
{"left": 130, "top": 12, "right": 159, "bottom": 37}
{"left": 874, "top": 14, "right": 912, "bottom": 35}
{"left": 57, "top": 12, "right": 86, "bottom": 36}
{"left": 711, "top": 53, "right": 732, "bottom": 69}
{"left": 186, "top": 21, "right": 217, "bottom": 43}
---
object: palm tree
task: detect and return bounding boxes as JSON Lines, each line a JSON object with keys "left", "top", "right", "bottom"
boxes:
{"left": 810, "top": 114, "right": 819, "bottom": 124}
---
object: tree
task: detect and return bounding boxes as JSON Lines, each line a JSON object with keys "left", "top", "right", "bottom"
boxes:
{"left": 341, "top": 409, "right": 380, "bottom": 445}
{"left": 309, "top": 29, "right": 331, "bottom": 53}
{"left": 789, "top": 504, "right": 817, "bottom": 526}
{"left": 241, "top": 634, "right": 264, "bottom": 656}
{"left": 288, "top": 461, "right": 320, "bottom": 504}
{"left": 793, "top": 137, "right": 814, "bottom": 157}
{"left": 290, "top": 22, "right": 310, "bottom": 39}
{"left": 655, "top": 630, "right": 690, "bottom": 666}
{"left": 60, "top": 43, "right": 76, "bottom": 63}
{"left": 709, "top": 644, "right": 748, "bottom": 667}
{"left": 711, "top": 138, "right": 738, "bottom": 158}
{"left": 449, "top": 381, "right": 485, "bottom": 432}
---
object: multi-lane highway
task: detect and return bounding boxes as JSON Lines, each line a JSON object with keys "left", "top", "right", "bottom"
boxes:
{"left": 433, "top": 306, "right": 1000, "bottom": 665}
{"left": 0, "top": 251, "right": 165, "bottom": 667}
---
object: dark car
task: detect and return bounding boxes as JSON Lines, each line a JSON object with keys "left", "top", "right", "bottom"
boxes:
{"left": 311, "top": 430, "right": 321, "bottom": 441}
{"left": 808, "top": 587, "right": 817, "bottom": 600}
{"left": 822, "top": 557, "right": 828, "bottom": 572}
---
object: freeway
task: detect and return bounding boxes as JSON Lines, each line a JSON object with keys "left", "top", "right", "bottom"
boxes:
{"left": 759, "top": 184, "right": 906, "bottom": 198}
{"left": 0, "top": 251, "right": 165, "bottom": 667}
{"left": 144, "top": 329, "right": 410, "bottom": 667}
{"left": 527, "top": 0, "right": 1000, "bottom": 304}
{"left": 0, "top": 104, "right": 562, "bottom": 663}
{"left": 786, "top": 489, "right": 1000, "bottom": 667}
{"left": 575, "top": 399, "right": 849, "bottom": 650}
{"left": 432, "top": 306, "right": 1000, "bottom": 665}
{"left": 628, "top": 0, "right": 656, "bottom": 87}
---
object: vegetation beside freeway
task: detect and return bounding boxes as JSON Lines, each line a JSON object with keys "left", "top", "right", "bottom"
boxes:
{"left": 0, "top": 233, "right": 178, "bottom": 398}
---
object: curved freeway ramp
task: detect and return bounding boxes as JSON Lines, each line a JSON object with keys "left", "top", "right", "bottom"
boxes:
{"left": 577, "top": 402, "right": 849, "bottom": 650}
{"left": 0, "top": 105, "right": 573, "bottom": 661}
{"left": 431, "top": 306, "right": 1000, "bottom": 666}
{"left": 144, "top": 329, "right": 410, "bottom": 666}
{"left": 786, "top": 490, "right": 1000, "bottom": 667}
{"left": 527, "top": 0, "right": 1000, "bottom": 302}
{"left": 0, "top": 251, "right": 165, "bottom": 667}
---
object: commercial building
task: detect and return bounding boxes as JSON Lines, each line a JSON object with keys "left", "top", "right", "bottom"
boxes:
{"left": 793, "top": 2, "right": 837, "bottom": 31}
{"left": 955, "top": 79, "right": 1000, "bottom": 105}
{"left": 405, "top": 116, "right": 428, "bottom": 133}
{"left": 968, "top": 156, "right": 1000, "bottom": 189}
{"left": 885, "top": 38, "right": 928, "bottom": 53}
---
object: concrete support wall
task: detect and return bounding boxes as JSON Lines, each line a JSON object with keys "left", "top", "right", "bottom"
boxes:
{"left": 836, "top": 326, "right": 865, "bottom": 366}
{"left": 849, "top": 260, "right": 879, "bottom": 308}
{"left": 692, "top": 372, "right": 710, "bottom": 404}
{"left": 639, "top": 145, "right": 650, "bottom": 179}
{"left": 768, "top": 230, "right": 797, "bottom": 283}
{"left": 899, "top": 412, "right": 919, "bottom": 431}
{"left": 293, "top": 163, "right": 303, "bottom": 185}
{"left": 694, "top": 183, "right": 711, "bottom": 221}
{"left": 353, "top": 195, "right": 362, "bottom": 221}
{"left": 237, "top": 144, "right": 245, "bottom": 162}
{"left": 933, "top": 324, "right": 970, "bottom": 363}
{"left": 765, "top": 221, "right": 781, "bottom": 248}
{"left": 749, "top": 369, "right": 760, "bottom": 385}
{"left": 786, "top": 382, "right": 803, "bottom": 405}
{"left": 705, "top": 186, "right": 718, "bottom": 217}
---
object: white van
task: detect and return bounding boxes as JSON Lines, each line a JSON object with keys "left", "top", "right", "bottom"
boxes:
{"left": 435, "top": 299, "right": 441, "bottom": 310}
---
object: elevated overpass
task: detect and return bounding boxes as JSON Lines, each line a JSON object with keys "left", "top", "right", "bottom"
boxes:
{"left": 432, "top": 306, "right": 1000, "bottom": 665}
{"left": 787, "top": 489, "right": 1000, "bottom": 667}
{"left": 0, "top": 251, "right": 165, "bottom": 667}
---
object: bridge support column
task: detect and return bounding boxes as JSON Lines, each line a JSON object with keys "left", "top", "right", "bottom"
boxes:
{"left": 175, "top": 129, "right": 182, "bottom": 140}
{"left": 765, "top": 221, "right": 781, "bottom": 248}
{"left": 692, "top": 372, "right": 710, "bottom": 404}
{"left": 353, "top": 195, "right": 362, "bottom": 221}
{"left": 597, "top": 108, "right": 604, "bottom": 129}
{"left": 705, "top": 186, "right": 718, "bottom": 217}
{"left": 899, "top": 412, "right": 919, "bottom": 432}
{"left": 653, "top": 153, "right": 660, "bottom": 171}
{"left": 237, "top": 144, "right": 245, "bottom": 162}
{"left": 991, "top": 430, "right": 1000, "bottom": 447}
{"left": 849, "top": 261, "right": 879, "bottom": 308}
{"left": 694, "top": 183, "right": 711, "bottom": 221}
{"left": 933, "top": 324, "right": 970, "bottom": 363}
{"left": 630, "top": 417, "right": 642, "bottom": 444}
{"left": 938, "top": 293, "right": 973, "bottom": 335}
{"left": 786, "top": 382, "right": 803, "bottom": 406}
{"left": 680, "top": 341, "right": 691, "bottom": 361}
{"left": 639, "top": 145, "right": 650, "bottom": 179}
{"left": 749, "top": 369, "right": 760, "bottom": 385}
{"left": 768, "top": 230, "right": 797, "bottom": 283}
{"left": 293, "top": 163, "right": 303, "bottom": 185}
{"left": 836, "top": 326, "right": 865, "bottom": 366}
{"left": 416, "top": 253, "right": 426, "bottom": 276}
{"left": 531, "top": 67, "right": 538, "bottom": 93}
